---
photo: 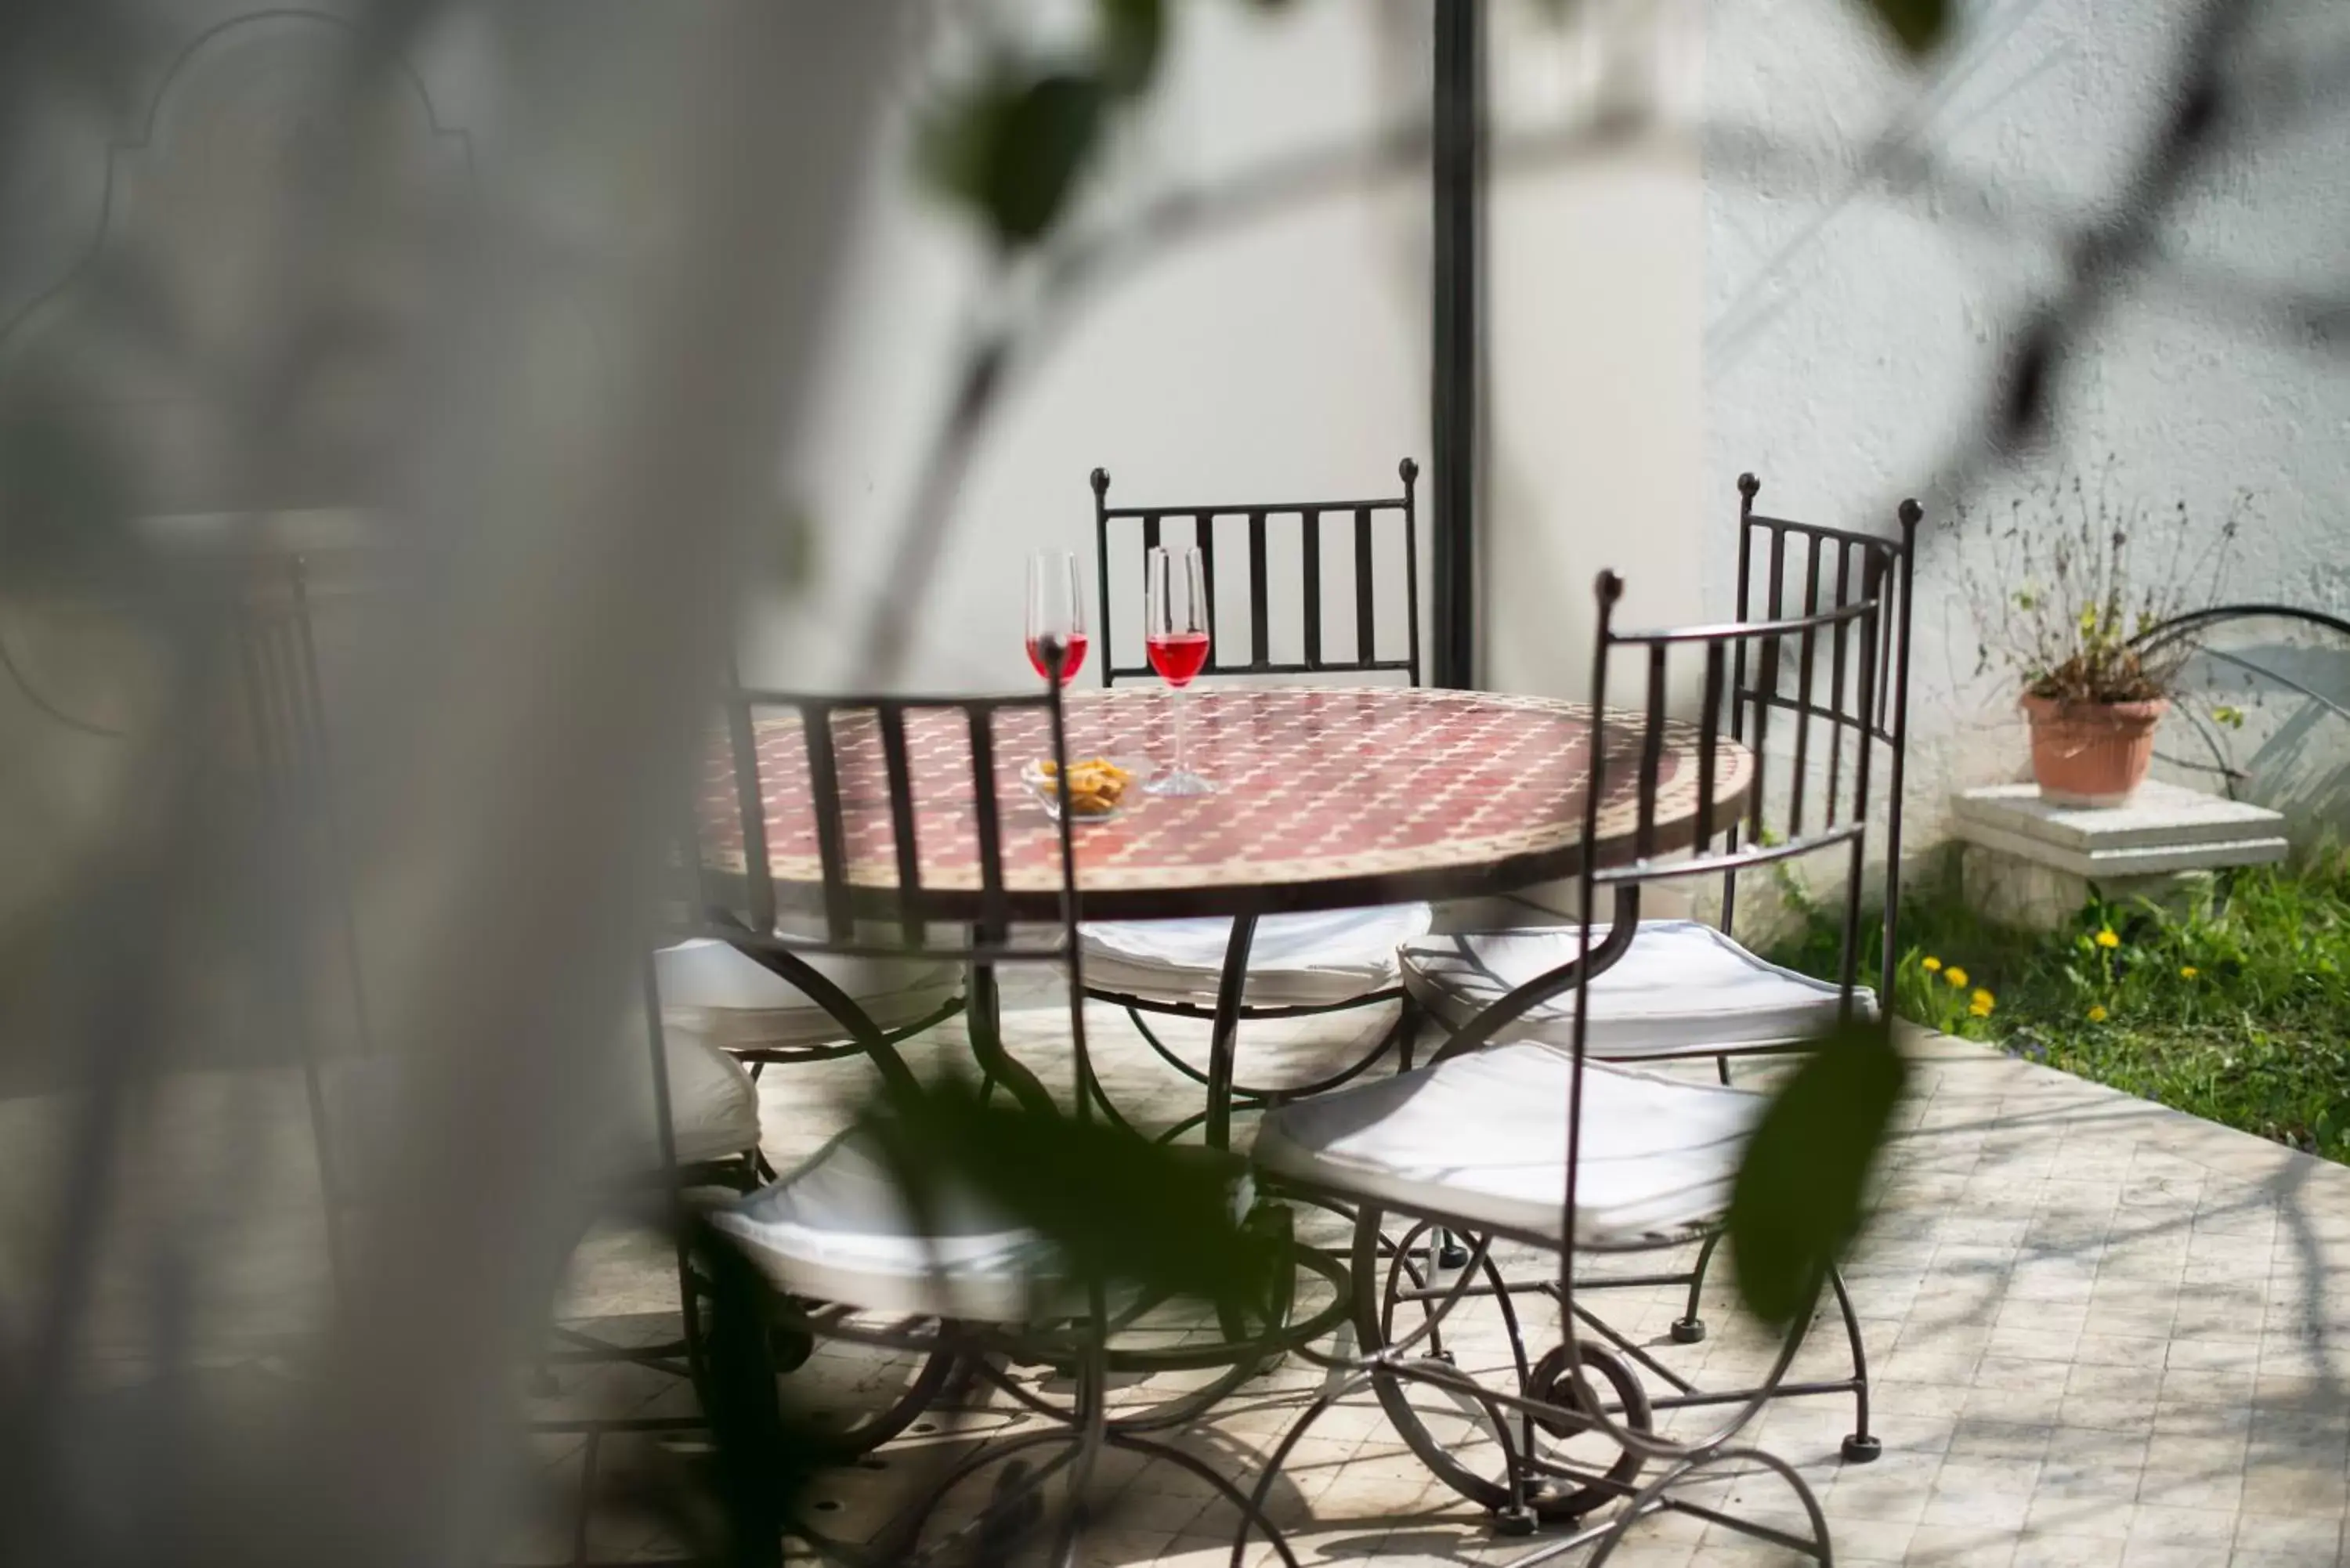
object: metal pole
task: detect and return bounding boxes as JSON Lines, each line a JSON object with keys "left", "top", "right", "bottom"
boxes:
{"left": 1430, "top": 0, "right": 1481, "bottom": 689}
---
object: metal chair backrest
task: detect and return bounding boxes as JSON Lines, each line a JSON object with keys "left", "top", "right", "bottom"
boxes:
{"left": 1533, "top": 567, "right": 1891, "bottom": 1353}
{"left": 692, "top": 659, "right": 1090, "bottom": 1109}
{"left": 2132, "top": 602, "right": 2350, "bottom": 796}
{"left": 231, "top": 555, "right": 334, "bottom": 810}
{"left": 225, "top": 553, "right": 377, "bottom": 1060}
{"left": 218, "top": 553, "right": 378, "bottom": 1292}
{"left": 698, "top": 674, "right": 1083, "bottom": 962}
{"left": 1090, "top": 461, "right": 1421, "bottom": 687}
{"left": 1728, "top": 474, "right": 1920, "bottom": 1000}
{"left": 1534, "top": 569, "right": 1895, "bottom": 1465}
{"left": 1575, "top": 565, "right": 1892, "bottom": 1048}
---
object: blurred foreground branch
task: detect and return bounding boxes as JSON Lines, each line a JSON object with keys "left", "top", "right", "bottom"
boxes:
{"left": 0, "top": 5, "right": 903, "bottom": 1565}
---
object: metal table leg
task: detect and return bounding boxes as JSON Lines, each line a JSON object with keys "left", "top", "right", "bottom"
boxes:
{"left": 1202, "top": 912, "right": 1259, "bottom": 1151}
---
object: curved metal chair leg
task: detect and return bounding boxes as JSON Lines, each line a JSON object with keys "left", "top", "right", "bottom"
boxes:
{"left": 1347, "top": 1206, "right": 1655, "bottom": 1526}
{"left": 1051, "top": 1045, "right": 1147, "bottom": 1135}
{"left": 854, "top": 1347, "right": 1307, "bottom": 1568}
{"left": 819, "top": 1338, "right": 962, "bottom": 1457}
{"left": 754, "top": 1304, "right": 962, "bottom": 1458}
{"left": 1671, "top": 1231, "right": 1722, "bottom": 1345}
{"left": 1155, "top": 1106, "right": 1211, "bottom": 1147}
{"left": 1587, "top": 1445, "right": 1833, "bottom": 1564}
{"left": 1828, "top": 1263, "right": 1880, "bottom": 1462}
{"left": 1126, "top": 997, "right": 1414, "bottom": 1109}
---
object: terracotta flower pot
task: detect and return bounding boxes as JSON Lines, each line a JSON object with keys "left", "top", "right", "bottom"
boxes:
{"left": 2019, "top": 692, "right": 2168, "bottom": 807}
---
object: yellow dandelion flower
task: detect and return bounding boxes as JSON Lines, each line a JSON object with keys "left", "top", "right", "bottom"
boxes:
{"left": 1921, "top": 956, "right": 1943, "bottom": 973}
{"left": 2087, "top": 1004, "right": 2109, "bottom": 1022}
{"left": 2179, "top": 965, "right": 2199, "bottom": 980}
{"left": 2095, "top": 928, "right": 2120, "bottom": 948}
{"left": 1969, "top": 1000, "right": 1994, "bottom": 1018}
{"left": 1972, "top": 988, "right": 1995, "bottom": 1013}
{"left": 1945, "top": 966, "right": 1969, "bottom": 988}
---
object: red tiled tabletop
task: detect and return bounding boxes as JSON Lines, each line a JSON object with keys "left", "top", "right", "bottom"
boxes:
{"left": 700, "top": 688, "right": 1752, "bottom": 922}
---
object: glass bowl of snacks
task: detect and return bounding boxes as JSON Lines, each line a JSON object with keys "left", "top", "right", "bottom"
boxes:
{"left": 1022, "top": 757, "right": 1144, "bottom": 822}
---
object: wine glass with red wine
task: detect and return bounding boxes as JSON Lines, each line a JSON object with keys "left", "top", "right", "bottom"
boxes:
{"left": 1025, "top": 551, "right": 1090, "bottom": 685}
{"left": 1144, "top": 544, "right": 1214, "bottom": 796}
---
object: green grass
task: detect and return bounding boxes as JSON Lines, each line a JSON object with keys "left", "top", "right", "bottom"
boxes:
{"left": 1766, "top": 848, "right": 2350, "bottom": 1161}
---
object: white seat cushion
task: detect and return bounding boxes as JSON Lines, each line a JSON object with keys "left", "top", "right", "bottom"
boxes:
{"left": 1253, "top": 1044, "right": 1764, "bottom": 1248}
{"left": 1399, "top": 920, "right": 1875, "bottom": 1059}
{"left": 653, "top": 1023, "right": 764, "bottom": 1168}
{"left": 1080, "top": 904, "right": 1434, "bottom": 1010}
{"left": 656, "top": 938, "right": 960, "bottom": 1050}
{"left": 712, "top": 1131, "right": 1059, "bottom": 1321}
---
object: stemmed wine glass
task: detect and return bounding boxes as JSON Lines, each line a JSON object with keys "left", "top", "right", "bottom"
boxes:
{"left": 1144, "top": 545, "right": 1213, "bottom": 795}
{"left": 1025, "top": 551, "right": 1090, "bottom": 685}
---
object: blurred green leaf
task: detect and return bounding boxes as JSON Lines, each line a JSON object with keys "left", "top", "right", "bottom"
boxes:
{"left": 1859, "top": 0, "right": 1950, "bottom": 56}
{"left": 1727, "top": 1021, "right": 1907, "bottom": 1327}
{"left": 915, "top": 61, "right": 1031, "bottom": 231}
{"left": 1096, "top": 0, "right": 1166, "bottom": 98}
{"left": 866, "top": 1075, "right": 1271, "bottom": 1310}
{"left": 917, "top": 68, "right": 1106, "bottom": 251}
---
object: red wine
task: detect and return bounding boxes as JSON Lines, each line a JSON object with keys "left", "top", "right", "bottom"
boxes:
{"left": 1145, "top": 630, "right": 1211, "bottom": 686}
{"left": 1025, "top": 630, "right": 1089, "bottom": 684}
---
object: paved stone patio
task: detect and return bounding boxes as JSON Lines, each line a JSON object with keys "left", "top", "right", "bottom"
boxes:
{"left": 536, "top": 1002, "right": 2350, "bottom": 1566}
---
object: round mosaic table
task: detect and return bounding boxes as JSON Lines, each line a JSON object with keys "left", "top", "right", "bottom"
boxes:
{"left": 703, "top": 687, "right": 1753, "bottom": 925}
{"left": 692, "top": 692, "right": 1759, "bottom": 1470}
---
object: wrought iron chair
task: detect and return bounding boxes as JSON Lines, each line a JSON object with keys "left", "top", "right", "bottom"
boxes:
{"left": 2131, "top": 602, "right": 2350, "bottom": 811}
{"left": 228, "top": 554, "right": 765, "bottom": 1258}
{"left": 229, "top": 555, "right": 761, "bottom": 1568}
{"left": 688, "top": 655, "right": 1306, "bottom": 1562}
{"left": 654, "top": 656, "right": 962, "bottom": 1108}
{"left": 653, "top": 937, "right": 959, "bottom": 1070}
{"left": 1082, "top": 461, "right": 1434, "bottom": 1119}
{"left": 1398, "top": 474, "right": 1919, "bottom": 1086}
{"left": 1243, "top": 568, "right": 1891, "bottom": 1554}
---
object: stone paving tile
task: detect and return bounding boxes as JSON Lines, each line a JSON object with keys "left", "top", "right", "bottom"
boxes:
{"left": 528, "top": 1010, "right": 2350, "bottom": 1565}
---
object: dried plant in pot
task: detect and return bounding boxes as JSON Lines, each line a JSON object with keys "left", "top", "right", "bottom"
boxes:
{"left": 1961, "top": 467, "right": 2244, "bottom": 807}
{"left": 2016, "top": 663, "right": 2168, "bottom": 808}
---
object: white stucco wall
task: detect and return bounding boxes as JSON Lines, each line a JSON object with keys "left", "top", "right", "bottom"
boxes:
{"left": 758, "top": 0, "right": 1711, "bottom": 707}
{"left": 757, "top": 2, "right": 1434, "bottom": 692}
{"left": 1703, "top": 0, "right": 2350, "bottom": 858}
{"left": 1484, "top": 0, "right": 1706, "bottom": 699}
{"left": 2, "top": 0, "right": 1715, "bottom": 717}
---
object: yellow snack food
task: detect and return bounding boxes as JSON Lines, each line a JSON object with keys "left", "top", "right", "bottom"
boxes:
{"left": 1035, "top": 757, "right": 1133, "bottom": 816}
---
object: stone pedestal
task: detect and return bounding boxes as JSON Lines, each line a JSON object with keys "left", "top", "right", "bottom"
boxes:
{"left": 1950, "top": 780, "right": 2290, "bottom": 930}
